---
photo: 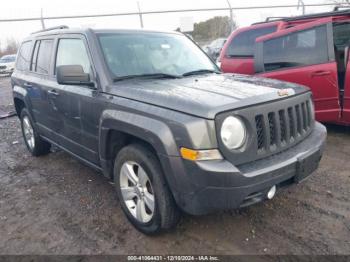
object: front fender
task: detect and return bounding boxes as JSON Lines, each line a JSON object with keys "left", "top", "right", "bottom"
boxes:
{"left": 99, "top": 109, "right": 180, "bottom": 160}
{"left": 99, "top": 109, "right": 183, "bottom": 202}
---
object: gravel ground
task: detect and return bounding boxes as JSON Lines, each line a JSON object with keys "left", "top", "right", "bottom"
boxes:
{"left": 0, "top": 77, "right": 349, "bottom": 255}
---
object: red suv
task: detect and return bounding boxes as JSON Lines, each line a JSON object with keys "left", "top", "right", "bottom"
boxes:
{"left": 220, "top": 8, "right": 350, "bottom": 125}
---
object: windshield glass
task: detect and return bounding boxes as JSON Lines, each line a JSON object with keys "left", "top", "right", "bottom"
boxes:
{"left": 98, "top": 32, "right": 218, "bottom": 78}
{"left": 0, "top": 55, "right": 16, "bottom": 63}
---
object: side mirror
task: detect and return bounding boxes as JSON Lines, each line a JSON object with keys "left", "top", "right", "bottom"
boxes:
{"left": 57, "top": 65, "right": 94, "bottom": 87}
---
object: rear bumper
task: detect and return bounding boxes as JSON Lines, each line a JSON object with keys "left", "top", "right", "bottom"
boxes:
{"left": 163, "top": 122, "right": 326, "bottom": 215}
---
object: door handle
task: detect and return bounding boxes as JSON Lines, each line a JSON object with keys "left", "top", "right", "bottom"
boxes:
{"left": 311, "top": 71, "right": 331, "bottom": 77}
{"left": 48, "top": 89, "right": 60, "bottom": 96}
{"left": 23, "top": 82, "right": 33, "bottom": 88}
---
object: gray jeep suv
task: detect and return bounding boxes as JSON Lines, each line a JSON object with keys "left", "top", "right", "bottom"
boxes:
{"left": 12, "top": 26, "right": 327, "bottom": 234}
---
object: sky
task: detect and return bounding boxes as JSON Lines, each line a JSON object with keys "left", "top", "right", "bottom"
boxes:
{"left": 0, "top": 0, "right": 340, "bottom": 48}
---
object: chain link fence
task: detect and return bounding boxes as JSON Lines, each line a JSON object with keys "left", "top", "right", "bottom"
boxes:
{"left": 0, "top": 2, "right": 346, "bottom": 58}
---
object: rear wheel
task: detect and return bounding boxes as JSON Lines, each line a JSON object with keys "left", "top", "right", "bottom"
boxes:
{"left": 20, "top": 108, "right": 51, "bottom": 156}
{"left": 114, "top": 144, "right": 180, "bottom": 234}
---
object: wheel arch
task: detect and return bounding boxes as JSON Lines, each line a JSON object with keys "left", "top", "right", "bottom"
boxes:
{"left": 14, "top": 97, "right": 26, "bottom": 117}
{"left": 13, "top": 85, "right": 31, "bottom": 118}
{"left": 98, "top": 110, "right": 180, "bottom": 180}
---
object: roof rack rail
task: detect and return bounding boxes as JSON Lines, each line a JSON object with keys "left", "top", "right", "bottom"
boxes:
{"left": 253, "top": 8, "right": 350, "bottom": 25}
{"left": 265, "top": 16, "right": 288, "bottom": 22}
{"left": 31, "top": 25, "right": 69, "bottom": 35}
{"left": 333, "top": 6, "right": 350, "bottom": 11}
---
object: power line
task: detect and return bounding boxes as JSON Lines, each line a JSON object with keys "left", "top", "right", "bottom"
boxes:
{"left": 0, "top": 3, "right": 343, "bottom": 22}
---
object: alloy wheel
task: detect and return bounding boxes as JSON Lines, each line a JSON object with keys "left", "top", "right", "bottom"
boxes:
{"left": 119, "top": 161, "right": 155, "bottom": 223}
{"left": 23, "top": 116, "right": 35, "bottom": 150}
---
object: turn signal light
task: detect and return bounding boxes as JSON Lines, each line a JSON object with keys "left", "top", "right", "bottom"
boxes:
{"left": 180, "top": 147, "right": 223, "bottom": 161}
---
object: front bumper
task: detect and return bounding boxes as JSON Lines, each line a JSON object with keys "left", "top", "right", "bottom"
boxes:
{"left": 163, "top": 122, "right": 326, "bottom": 215}
{"left": 0, "top": 68, "right": 13, "bottom": 74}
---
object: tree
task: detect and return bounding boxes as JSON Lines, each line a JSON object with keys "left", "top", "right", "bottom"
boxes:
{"left": 0, "top": 38, "right": 18, "bottom": 57}
{"left": 4, "top": 38, "right": 19, "bottom": 55}
{"left": 192, "top": 16, "right": 236, "bottom": 43}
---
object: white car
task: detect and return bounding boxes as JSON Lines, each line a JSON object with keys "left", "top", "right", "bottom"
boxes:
{"left": 0, "top": 54, "right": 16, "bottom": 75}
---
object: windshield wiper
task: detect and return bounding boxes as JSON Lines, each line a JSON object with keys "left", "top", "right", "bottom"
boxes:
{"left": 182, "top": 69, "right": 220, "bottom": 77}
{"left": 113, "top": 73, "right": 181, "bottom": 82}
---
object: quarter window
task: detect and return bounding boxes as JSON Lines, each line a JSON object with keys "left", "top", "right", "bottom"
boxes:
{"left": 226, "top": 26, "right": 277, "bottom": 57}
{"left": 55, "top": 39, "right": 91, "bottom": 74}
{"left": 16, "top": 41, "right": 32, "bottom": 71}
{"left": 35, "top": 39, "right": 54, "bottom": 74}
{"left": 263, "top": 25, "right": 329, "bottom": 72}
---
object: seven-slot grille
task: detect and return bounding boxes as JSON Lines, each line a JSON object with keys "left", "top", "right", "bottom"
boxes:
{"left": 216, "top": 93, "right": 314, "bottom": 166}
{"left": 255, "top": 99, "right": 313, "bottom": 152}
{"left": 0, "top": 66, "right": 6, "bottom": 69}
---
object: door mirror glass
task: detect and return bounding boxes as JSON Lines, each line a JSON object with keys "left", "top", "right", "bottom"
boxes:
{"left": 57, "top": 65, "right": 93, "bottom": 86}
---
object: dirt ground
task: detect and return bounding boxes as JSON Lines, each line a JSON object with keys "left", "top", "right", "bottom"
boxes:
{"left": 0, "top": 76, "right": 349, "bottom": 255}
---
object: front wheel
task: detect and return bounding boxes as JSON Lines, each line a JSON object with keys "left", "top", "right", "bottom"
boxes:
{"left": 114, "top": 144, "right": 180, "bottom": 234}
{"left": 20, "top": 108, "right": 51, "bottom": 156}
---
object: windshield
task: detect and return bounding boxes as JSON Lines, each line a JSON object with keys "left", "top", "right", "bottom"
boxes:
{"left": 98, "top": 32, "right": 218, "bottom": 78}
{"left": 0, "top": 55, "right": 16, "bottom": 63}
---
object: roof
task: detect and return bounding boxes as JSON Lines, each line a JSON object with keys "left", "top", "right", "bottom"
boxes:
{"left": 93, "top": 28, "right": 182, "bottom": 35}
{"left": 28, "top": 25, "right": 182, "bottom": 40}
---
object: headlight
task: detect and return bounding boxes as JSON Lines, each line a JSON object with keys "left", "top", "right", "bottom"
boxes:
{"left": 220, "top": 116, "right": 246, "bottom": 149}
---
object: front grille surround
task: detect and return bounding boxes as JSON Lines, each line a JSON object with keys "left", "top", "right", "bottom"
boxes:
{"left": 254, "top": 101, "right": 313, "bottom": 154}
{"left": 215, "top": 92, "right": 314, "bottom": 166}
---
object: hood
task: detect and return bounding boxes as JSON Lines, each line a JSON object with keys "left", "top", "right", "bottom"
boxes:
{"left": 105, "top": 73, "right": 309, "bottom": 119}
{"left": 0, "top": 62, "right": 14, "bottom": 66}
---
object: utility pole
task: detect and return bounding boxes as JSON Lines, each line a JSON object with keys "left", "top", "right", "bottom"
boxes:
{"left": 137, "top": 1, "right": 144, "bottom": 28}
{"left": 40, "top": 8, "right": 46, "bottom": 29}
{"left": 297, "top": 0, "right": 305, "bottom": 15}
{"left": 226, "top": 0, "right": 234, "bottom": 32}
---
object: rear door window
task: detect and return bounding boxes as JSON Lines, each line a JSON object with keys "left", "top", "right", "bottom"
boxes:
{"left": 263, "top": 25, "right": 329, "bottom": 72}
{"left": 35, "top": 39, "right": 54, "bottom": 75}
{"left": 16, "top": 41, "right": 32, "bottom": 71}
{"left": 226, "top": 26, "right": 277, "bottom": 57}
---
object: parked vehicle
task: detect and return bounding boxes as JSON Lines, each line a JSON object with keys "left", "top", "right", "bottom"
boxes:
{"left": 220, "top": 8, "right": 350, "bottom": 125}
{"left": 12, "top": 26, "right": 326, "bottom": 234}
{"left": 204, "top": 38, "right": 227, "bottom": 61}
{"left": 0, "top": 54, "right": 16, "bottom": 76}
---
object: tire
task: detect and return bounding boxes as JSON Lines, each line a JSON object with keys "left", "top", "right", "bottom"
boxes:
{"left": 114, "top": 144, "right": 180, "bottom": 234}
{"left": 20, "top": 108, "right": 51, "bottom": 156}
